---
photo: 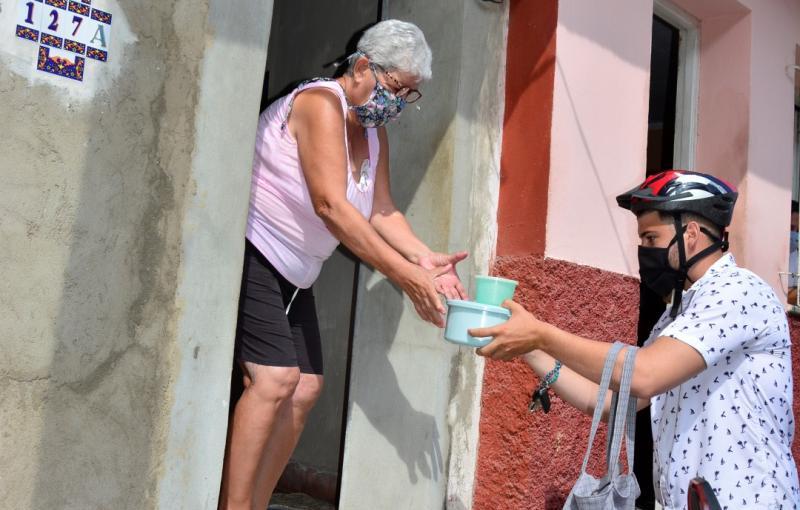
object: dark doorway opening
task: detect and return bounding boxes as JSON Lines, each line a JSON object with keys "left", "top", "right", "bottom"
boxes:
{"left": 636, "top": 13, "right": 683, "bottom": 510}
{"left": 228, "top": 2, "right": 383, "bottom": 508}
{"left": 646, "top": 15, "right": 680, "bottom": 176}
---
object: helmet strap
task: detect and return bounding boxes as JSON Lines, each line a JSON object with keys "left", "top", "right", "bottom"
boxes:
{"left": 669, "top": 214, "right": 688, "bottom": 318}
{"left": 667, "top": 215, "right": 728, "bottom": 318}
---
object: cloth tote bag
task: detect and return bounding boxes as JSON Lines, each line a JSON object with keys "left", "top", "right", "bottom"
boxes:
{"left": 563, "top": 342, "right": 640, "bottom": 509}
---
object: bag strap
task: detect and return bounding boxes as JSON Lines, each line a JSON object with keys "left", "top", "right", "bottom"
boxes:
{"left": 606, "top": 346, "right": 637, "bottom": 475}
{"left": 623, "top": 365, "right": 638, "bottom": 475}
{"left": 579, "top": 341, "right": 626, "bottom": 473}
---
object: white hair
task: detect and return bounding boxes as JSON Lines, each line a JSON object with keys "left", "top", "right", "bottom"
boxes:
{"left": 354, "top": 20, "right": 432, "bottom": 81}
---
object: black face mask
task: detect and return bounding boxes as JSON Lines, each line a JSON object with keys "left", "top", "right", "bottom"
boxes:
{"left": 638, "top": 244, "right": 681, "bottom": 298}
{"left": 638, "top": 215, "right": 729, "bottom": 317}
{"left": 639, "top": 213, "right": 728, "bottom": 319}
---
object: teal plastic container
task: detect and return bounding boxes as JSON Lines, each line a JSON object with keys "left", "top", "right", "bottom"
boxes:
{"left": 474, "top": 275, "right": 518, "bottom": 306}
{"left": 444, "top": 300, "right": 511, "bottom": 348}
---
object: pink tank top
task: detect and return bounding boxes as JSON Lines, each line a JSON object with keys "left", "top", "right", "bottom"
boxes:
{"left": 246, "top": 79, "right": 379, "bottom": 288}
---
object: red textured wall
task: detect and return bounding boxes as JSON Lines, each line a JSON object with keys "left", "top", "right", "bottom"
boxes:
{"left": 473, "top": 256, "right": 640, "bottom": 509}
{"left": 496, "top": 0, "right": 558, "bottom": 257}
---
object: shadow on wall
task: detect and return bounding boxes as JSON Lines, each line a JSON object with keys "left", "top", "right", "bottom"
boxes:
{"left": 336, "top": 4, "right": 519, "bottom": 504}
{"left": 350, "top": 278, "right": 444, "bottom": 484}
{"left": 337, "top": 0, "right": 510, "bottom": 494}
{"left": 26, "top": 2, "right": 212, "bottom": 508}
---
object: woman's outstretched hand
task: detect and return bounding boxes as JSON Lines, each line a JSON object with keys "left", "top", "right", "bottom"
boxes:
{"left": 417, "top": 251, "right": 469, "bottom": 300}
{"left": 400, "top": 263, "right": 454, "bottom": 327}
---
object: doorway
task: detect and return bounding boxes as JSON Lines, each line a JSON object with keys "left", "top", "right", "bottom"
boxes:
{"left": 638, "top": 4, "right": 699, "bottom": 509}
{"left": 232, "top": 1, "right": 384, "bottom": 506}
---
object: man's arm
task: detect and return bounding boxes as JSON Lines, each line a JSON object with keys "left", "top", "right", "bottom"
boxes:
{"left": 525, "top": 350, "right": 650, "bottom": 418}
{"left": 471, "top": 300, "right": 706, "bottom": 399}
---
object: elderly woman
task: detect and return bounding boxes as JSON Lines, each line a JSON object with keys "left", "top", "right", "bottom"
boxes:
{"left": 219, "top": 20, "right": 468, "bottom": 510}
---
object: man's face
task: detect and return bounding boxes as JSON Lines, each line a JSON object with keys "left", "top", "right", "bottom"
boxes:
{"left": 791, "top": 211, "right": 798, "bottom": 232}
{"left": 637, "top": 210, "right": 675, "bottom": 249}
{"left": 637, "top": 210, "right": 681, "bottom": 270}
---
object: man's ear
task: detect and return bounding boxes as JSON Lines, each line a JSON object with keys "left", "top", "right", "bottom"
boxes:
{"left": 685, "top": 220, "right": 700, "bottom": 247}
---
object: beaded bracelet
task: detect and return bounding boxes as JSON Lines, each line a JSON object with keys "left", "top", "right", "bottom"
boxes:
{"left": 542, "top": 360, "right": 562, "bottom": 387}
{"left": 529, "top": 360, "right": 562, "bottom": 414}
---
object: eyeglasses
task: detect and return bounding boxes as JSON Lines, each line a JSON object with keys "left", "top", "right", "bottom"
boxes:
{"left": 371, "top": 63, "right": 422, "bottom": 103}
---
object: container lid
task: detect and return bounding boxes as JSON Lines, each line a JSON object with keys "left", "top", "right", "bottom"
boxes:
{"left": 474, "top": 275, "right": 519, "bottom": 285}
{"left": 446, "top": 299, "right": 511, "bottom": 316}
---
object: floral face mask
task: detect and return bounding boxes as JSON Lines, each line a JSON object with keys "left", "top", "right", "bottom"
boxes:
{"left": 350, "top": 64, "right": 406, "bottom": 128}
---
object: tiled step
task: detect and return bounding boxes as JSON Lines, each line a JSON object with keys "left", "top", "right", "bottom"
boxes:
{"left": 268, "top": 492, "right": 336, "bottom": 510}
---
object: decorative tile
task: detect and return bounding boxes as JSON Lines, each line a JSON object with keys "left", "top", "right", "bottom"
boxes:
{"left": 64, "top": 38, "right": 86, "bottom": 55}
{"left": 40, "top": 33, "right": 63, "bottom": 48}
{"left": 16, "top": 0, "right": 111, "bottom": 81}
{"left": 68, "top": 1, "right": 89, "bottom": 15}
{"left": 90, "top": 8, "right": 111, "bottom": 24}
{"left": 37, "top": 46, "right": 85, "bottom": 81}
{"left": 86, "top": 46, "right": 107, "bottom": 62}
{"left": 15, "top": 25, "right": 39, "bottom": 42}
{"left": 45, "top": 0, "right": 67, "bottom": 9}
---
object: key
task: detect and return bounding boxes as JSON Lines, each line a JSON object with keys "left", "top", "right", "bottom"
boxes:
{"left": 528, "top": 388, "right": 541, "bottom": 413}
{"left": 529, "top": 387, "right": 552, "bottom": 413}
{"left": 540, "top": 388, "right": 551, "bottom": 413}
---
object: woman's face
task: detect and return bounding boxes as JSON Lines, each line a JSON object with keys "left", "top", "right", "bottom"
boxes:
{"left": 349, "top": 56, "right": 421, "bottom": 106}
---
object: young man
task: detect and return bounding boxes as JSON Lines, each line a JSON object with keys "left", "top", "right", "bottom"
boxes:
{"left": 472, "top": 171, "right": 799, "bottom": 508}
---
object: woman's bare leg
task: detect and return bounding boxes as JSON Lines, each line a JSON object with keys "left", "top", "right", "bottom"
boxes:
{"left": 252, "top": 373, "right": 324, "bottom": 510}
{"left": 219, "top": 363, "right": 300, "bottom": 510}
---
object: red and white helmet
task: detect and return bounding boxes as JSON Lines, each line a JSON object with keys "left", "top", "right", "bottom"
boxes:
{"left": 616, "top": 170, "right": 738, "bottom": 228}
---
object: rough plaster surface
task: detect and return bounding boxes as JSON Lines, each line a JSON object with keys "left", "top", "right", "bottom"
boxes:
{"left": 473, "top": 256, "right": 639, "bottom": 509}
{"left": 0, "top": 0, "right": 270, "bottom": 508}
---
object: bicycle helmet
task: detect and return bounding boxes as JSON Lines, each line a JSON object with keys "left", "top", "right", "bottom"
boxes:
{"left": 617, "top": 170, "right": 738, "bottom": 317}
{"left": 616, "top": 170, "right": 737, "bottom": 228}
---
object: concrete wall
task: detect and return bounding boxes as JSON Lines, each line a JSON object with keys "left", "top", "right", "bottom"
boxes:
{"left": 0, "top": 0, "right": 272, "bottom": 508}
{"left": 337, "top": 1, "right": 508, "bottom": 509}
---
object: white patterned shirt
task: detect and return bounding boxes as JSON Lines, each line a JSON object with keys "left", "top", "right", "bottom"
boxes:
{"left": 645, "top": 254, "right": 799, "bottom": 509}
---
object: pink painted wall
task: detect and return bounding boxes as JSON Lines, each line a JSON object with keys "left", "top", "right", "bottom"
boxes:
{"left": 738, "top": 0, "right": 800, "bottom": 294}
{"left": 671, "top": 0, "right": 800, "bottom": 296}
{"left": 546, "top": 0, "right": 800, "bottom": 294}
{"left": 672, "top": 0, "right": 751, "bottom": 265}
{"left": 545, "top": 0, "right": 653, "bottom": 278}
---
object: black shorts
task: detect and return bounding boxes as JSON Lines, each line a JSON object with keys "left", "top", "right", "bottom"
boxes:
{"left": 234, "top": 239, "right": 323, "bottom": 375}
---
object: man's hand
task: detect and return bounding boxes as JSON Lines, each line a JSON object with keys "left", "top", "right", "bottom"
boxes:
{"left": 417, "top": 251, "right": 469, "bottom": 300}
{"left": 471, "top": 300, "right": 545, "bottom": 360}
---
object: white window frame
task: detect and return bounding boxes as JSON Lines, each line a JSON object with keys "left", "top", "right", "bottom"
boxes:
{"left": 653, "top": 0, "right": 700, "bottom": 170}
